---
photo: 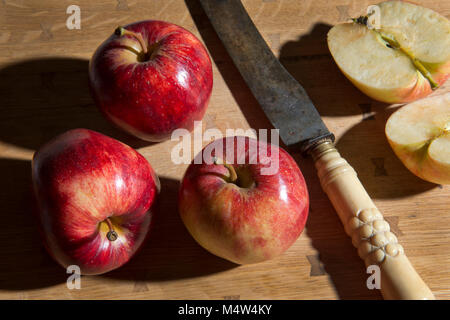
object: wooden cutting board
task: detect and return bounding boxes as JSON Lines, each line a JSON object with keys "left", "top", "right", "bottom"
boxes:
{"left": 0, "top": 0, "right": 448, "bottom": 300}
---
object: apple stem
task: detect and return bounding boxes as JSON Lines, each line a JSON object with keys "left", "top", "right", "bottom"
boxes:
{"left": 352, "top": 16, "right": 439, "bottom": 90}
{"left": 105, "top": 218, "right": 118, "bottom": 242}
{"left": 213, "top": 157, "right": 238, "bottom": 183}
{"left": 115, "top": 26, "right": 148, "bottom": 55}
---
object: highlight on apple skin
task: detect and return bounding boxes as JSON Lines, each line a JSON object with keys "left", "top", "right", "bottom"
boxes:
{"left": 178, "top": 136, "right": 309, "bottom": 265}
{"left": 328, "top": 1, "right": 450, "bottom": 104}
{"left": 386, "top": 93, "right": 450, "bottom": 185}
{"left": 89, "top": 20, "right": 213, "bottom": 142}
{"left": 32, "top": 129, "right": 160, "bottom": 275}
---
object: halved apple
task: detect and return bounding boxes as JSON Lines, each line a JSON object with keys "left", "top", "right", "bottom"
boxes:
{"left": 386, "top": 93, "right": 450, "bottom": 184}
{"left": 328, "top": 1, "right": 450, "bottom": 104}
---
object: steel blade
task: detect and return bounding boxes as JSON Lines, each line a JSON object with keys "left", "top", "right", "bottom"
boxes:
{"left": 199, "top": 0, "right": 334, "bottom": 149}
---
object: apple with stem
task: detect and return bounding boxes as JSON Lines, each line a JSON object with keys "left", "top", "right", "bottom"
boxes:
{"left": 178, "top": 136, "right": 309, "bottom": 264}
{"left": 328, "top": 1, "right": 450, "bottom": 104}
{"left": 89, "top": 20, "right": 213, "bottom": 142}
{"left": 386, "top": 93, "right": 450, "bottom": 185}
{"left": 32, "top": 129, "right": 160, "bottom": 275}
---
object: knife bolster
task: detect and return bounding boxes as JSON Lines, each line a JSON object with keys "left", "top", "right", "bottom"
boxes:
{"left": 300, "top": 134, "right": 335, "bottom": 155}
{"left": 308, "top": 140, "right": 435, "bottom": 300}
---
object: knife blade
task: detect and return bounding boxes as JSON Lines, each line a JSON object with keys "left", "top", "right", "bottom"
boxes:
{"left": 198, "top": 0, "right": 435, "bottom": 300}
{"left": 199, "top": 0, "right": 333, "bottom": 151}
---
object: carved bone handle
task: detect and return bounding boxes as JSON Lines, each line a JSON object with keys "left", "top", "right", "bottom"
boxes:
{"left": 308, "top": 140, "right": 435, "bottom": 300}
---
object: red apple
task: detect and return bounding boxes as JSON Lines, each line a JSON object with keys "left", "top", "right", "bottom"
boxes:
{"left": 89, "top": 20, "right": 213, "bottom": 142}
{"left": 32, "top": 129, "right": 159, "bottom": 275}
{"left": 178, "top": 136, "right": 309, "bottom": 264}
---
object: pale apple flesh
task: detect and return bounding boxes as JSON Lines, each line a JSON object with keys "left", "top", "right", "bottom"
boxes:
{"left": 328, "top": 1, "right": 450, "bottom": 104}
{"left": 32, "top": 129, "right": 159, "bottom": 274}
{"left": 386, "top": 93, "right": 450, "bottom": 185}
{"left": 179, "top": 136, "right": 309, "bottom": 265}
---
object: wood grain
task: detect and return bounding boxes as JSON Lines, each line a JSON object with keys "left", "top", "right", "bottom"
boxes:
{"left": 0, "top": 0, "right": 448, "bottom": 299}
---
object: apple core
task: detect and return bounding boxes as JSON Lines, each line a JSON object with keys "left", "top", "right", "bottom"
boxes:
{"left": 353, "top": 16, "right": 439, "bottom": 89}
{"left": 327, "top": 1, "right": 450, "bottom": 103}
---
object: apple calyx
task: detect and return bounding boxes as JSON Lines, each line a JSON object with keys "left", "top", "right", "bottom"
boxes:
{"left": 352, "top": 16, "right": 439, "bottom": 90}
{"left": 105, "top": 218, "right": 118, "bottom": 241}
{"left": 114, "top": 26, "right": 151, "bottom": 61}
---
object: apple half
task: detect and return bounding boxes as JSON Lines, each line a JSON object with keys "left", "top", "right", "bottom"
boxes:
{"left": 386, "top": 93, "right": 450, "bottom": 185}
{"left": 328, "top": 1, "right": 450, "bottom": 104}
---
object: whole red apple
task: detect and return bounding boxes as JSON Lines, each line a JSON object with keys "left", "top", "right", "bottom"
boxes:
{"left": 178, "top": 136, "right": 309, "bottom": 264}
{"left": 32, "top": 129, "right": 159, "bottom": 275}
{"left": 89, "top": 20, "right": 213, "bottom": 142}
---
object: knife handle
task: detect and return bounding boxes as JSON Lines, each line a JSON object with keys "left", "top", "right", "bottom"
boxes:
{"left": 308, "top": 140, "right": 435, "bottom": 300}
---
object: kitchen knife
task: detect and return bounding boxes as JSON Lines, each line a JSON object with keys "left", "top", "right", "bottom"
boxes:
{"left": 198, "top": 0, "right": 435, "bottom": 300}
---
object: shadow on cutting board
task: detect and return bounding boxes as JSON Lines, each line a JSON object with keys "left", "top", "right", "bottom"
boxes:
{"left": 186, "top": 0, "right": 382, "bottom": 299}
{"left": 279, "top": 23, "right": 373, "bottom": 118}
{"left": 280, "top": 23, "right": 436, "bottom": 199}
{"left": 187, "top": 4, "right": 438, "bottom": 299}
{"left": 102, "top": 176, "right": 237, "bottom": 282}
{"left": 295, "top": 155, "right": 382, "bottom": 300}
{"left": 0, "top": 58, "right": 234, "bottom": 289}
{"left": 335, "top": 116, "right": 436, "bottom": 200}
{"left": 0, "top": 58, "right": 150, "bottom": 151}
{"left": 185, "top": 0, "right": 274, "bottom": 133}
{"left": 0, "top": 158, "right": 66, "bottom": 290}
{"left": 0, "top": 165, "right": 235, "bottom": 290}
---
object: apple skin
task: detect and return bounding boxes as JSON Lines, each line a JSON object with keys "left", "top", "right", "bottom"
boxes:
{"left": 32, "top": 129, "right": 159, "bottom": 275}
{"left": 178, "top": 136, "right": 309, "bottom": 264}
{"left": 328, "top": 25, "right": 450, "bottom": 105}
{"left": 89, "top": 20, "right": 213, "bottom": 142}
{"left": 337, "top": 63, "right": 449, "bottom": 105}
{"left": 385, "top": 93, "right": 450, "bottom": 185}
{"left": 387, "top": 142, "right": 450, "bottom": 185}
